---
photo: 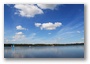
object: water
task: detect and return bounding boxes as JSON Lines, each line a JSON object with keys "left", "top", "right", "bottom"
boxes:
{"left": 4, "top": 45, "right": 84, "bottom": 58}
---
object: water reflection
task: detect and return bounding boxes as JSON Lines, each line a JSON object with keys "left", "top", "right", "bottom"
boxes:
{"left": 4, "top": 45, "right": 84, "bottom": 58}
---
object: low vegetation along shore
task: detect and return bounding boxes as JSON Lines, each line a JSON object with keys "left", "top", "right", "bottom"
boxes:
{"left": 4, "top": 43, "right": 84, "bottom": 47}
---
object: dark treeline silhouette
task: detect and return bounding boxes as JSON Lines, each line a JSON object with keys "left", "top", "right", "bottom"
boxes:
{"left": 4, "top": 43, "right": 84, "bottom": 47}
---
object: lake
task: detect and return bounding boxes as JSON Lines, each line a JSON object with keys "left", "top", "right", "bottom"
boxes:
{"left": 4, "top": 45, "right": 84, "bottom": 58}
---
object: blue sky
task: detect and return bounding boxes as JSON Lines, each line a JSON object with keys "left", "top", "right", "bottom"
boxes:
{"left": 4, "top": 4, "right": 84, "bottom": 44}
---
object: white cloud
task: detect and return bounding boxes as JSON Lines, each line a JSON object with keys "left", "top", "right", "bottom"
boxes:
{"left": 4, "top": 38, "right": 15, "bottom": 43}
{"left": 13, "top": 32, "right": 25, "bottom": 40}
{"left": 37, "top": 4, "right": 58, "bottom": 10}
{"left": 48, "top": 33, "right": 51, "bottom": 34}
{"left": 35, "top": 23, "right": 41, "bottom": 27}
{"left": 4, "top": 38, "right": 10, "bottom": 43}
{"left": 10, "top": 32, "right": 37, "bottom": 44}
{"left": 14, "top": 4, "right": 43, "bottom": 17}
{"left": 35, "top": 22, "right": 62, "bottom": 30}
{"left": 16, "top": 32, "right": 23, "bottom": 35}
{"left": 77, "top": 31, "right": 80, "bottom": 33}
{"left": 16, "top": 25, "right": 27, "bottom": 30}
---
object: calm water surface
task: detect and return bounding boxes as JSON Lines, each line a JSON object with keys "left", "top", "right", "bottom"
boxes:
{"left": 4, "top": 45, "right": 84, "bottom": 58}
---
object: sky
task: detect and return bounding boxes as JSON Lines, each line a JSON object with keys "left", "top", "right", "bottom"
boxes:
{"left": 4, "top": 4, "right": 84, "bottom": 44}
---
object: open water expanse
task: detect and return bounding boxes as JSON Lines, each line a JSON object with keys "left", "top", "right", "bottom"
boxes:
{"left": 4, "top": 45, "right": 84, "bottom": 58}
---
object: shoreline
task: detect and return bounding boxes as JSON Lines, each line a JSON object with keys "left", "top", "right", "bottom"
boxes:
{"left": 4, "top": 43, "right": 84, "bottom": 47}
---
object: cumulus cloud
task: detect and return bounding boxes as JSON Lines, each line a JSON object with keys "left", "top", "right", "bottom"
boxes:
{"left": 13, "top": 32, "right": 25, "bottom": 40}
{"left": 16, "top": 25, "right": 27, "bottom": 30}
{"left": 14, "top": 4, "right": 43, "bottom": 17}
{"left": 35, "top": 23, "right": 41, "bottom": 27}
{"left": 37, "top": 4, "right": 58, "bottom": 10}
{"left": 35, "top": 22, "right": 62, "bottom": 30}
